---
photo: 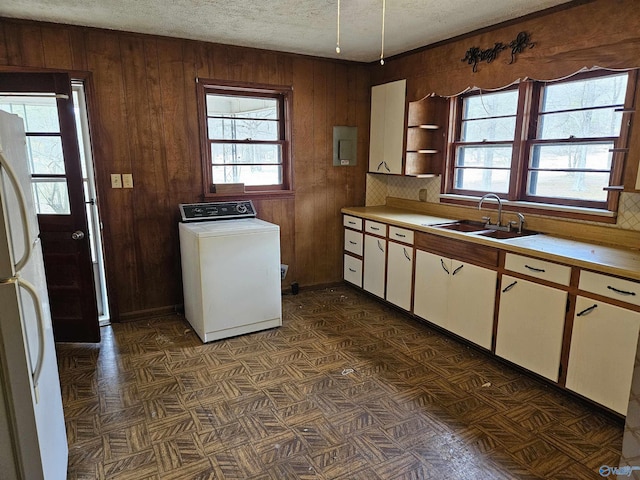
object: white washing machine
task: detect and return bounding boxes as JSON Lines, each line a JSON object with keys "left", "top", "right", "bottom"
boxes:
{"left": 178, "top": 200, "right": 282, "bottom": 343}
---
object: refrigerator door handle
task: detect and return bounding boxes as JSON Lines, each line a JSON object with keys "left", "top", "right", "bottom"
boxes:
{"left": 15, "top": 277, "right": 46, "bottom": 396}
{"left": 0, "top": 151, "right": 33, "bottom": 272}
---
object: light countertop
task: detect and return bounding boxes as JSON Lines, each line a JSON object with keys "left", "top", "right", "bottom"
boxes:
{"left": 342, "top": 205, "right": 640, "bottom": 281}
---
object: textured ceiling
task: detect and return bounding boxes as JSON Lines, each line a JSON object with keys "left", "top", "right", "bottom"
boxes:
{"left": 0, "top": 0, "right": 572, "bottom": 62}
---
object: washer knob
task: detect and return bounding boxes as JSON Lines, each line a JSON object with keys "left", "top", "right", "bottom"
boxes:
{"left": 237, "top": 204, "right": 248, "bottom": 214}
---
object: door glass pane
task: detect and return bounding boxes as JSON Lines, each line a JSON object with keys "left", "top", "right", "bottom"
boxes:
{"left": 26, "top": 136, "right": 65, "bottom": 174}
{"left": 0, "top": 96, "right": 60, "bottom": 133}
{"left": 0, "top": 95, "right": 70, "bottom": 215}
{"left": 32, "top": 179, "right": 71, "bottom": 214}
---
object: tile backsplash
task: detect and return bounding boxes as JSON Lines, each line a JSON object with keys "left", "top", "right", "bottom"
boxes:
{"left": 366, "top": 174, "right": 640, "bottom": 232}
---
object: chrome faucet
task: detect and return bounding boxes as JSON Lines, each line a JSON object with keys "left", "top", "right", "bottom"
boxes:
{"left": 478, "top": 193, "right": 506, "bottom": 230}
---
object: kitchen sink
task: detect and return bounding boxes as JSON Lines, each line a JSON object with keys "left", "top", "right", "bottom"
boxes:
{"left": 431, "top": 220, "right": 488, "bottom": 233}
{"left": 474, "top": 228, "right": 539, "bottom": 240}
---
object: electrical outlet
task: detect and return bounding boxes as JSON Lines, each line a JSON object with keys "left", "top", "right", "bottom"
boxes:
{"left": 122, "top": 173, "right": 134, "bottom": 188}
{"left": 110, "top": 174, "right": 122, "bottom": 188}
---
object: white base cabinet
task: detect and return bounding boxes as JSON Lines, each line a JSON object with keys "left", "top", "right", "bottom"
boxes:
{"left": 566, "top": 296, "right": 640, "bottom": 415}
{"left": 414, "top": 250, "right": 496, "bottom": 349}
{"left": 343, "top": 254, "right": 362, "bottom": 287}
{"left": 386, "top": 242, "right": 413, "bottom": 310}
{"left": 496, "top": 275, "right": 567, "bottom": 381}
{"left": 363, "top": 235, "right": 386, "bottom": 298}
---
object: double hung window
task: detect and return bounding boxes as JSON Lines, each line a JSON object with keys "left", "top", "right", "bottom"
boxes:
{"left": 197, "top": 80, "right": 292, "bottom": 194}
{"left": 448, "top": 70, "right": 632, "bottom": 214}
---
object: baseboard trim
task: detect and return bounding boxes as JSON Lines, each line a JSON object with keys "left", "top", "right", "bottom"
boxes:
{"left": 118, "top": 305, "right": 179, "bottom": 323}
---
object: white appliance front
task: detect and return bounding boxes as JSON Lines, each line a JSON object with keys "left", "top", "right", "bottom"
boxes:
{"left": 0, "top": 110, "right": 68, "bottom": 479}
{"left": 179, "top": 218, "right": 282, "bottom": 343}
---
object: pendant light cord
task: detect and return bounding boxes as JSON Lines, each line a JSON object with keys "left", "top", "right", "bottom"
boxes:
{"left": 336, "top": 0, "right": 341, "bottom": 54}
{"left": 380, "top": 0, "right": 386, "bottom": 65}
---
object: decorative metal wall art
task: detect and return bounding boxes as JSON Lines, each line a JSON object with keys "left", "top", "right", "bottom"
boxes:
{"left": 462, "top": 31, "right": 535, "bottom": 73}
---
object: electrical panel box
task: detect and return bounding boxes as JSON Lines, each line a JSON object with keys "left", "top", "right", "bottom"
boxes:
{"left": 333, "top": 126, "right": 357, "bottom": 166}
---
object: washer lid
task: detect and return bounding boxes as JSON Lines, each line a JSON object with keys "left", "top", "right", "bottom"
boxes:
{"left": 179, "top": 218, "right": 279, "bottom": 237}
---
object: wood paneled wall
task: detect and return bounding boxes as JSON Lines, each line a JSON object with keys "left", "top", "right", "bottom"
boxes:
{"left": 0, "top": 19, "right": 370, "bottom": 319}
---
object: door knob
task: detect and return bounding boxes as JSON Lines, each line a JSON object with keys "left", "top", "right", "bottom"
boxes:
{"left": 71, "top": 230, "right": 85, "bottom": 240}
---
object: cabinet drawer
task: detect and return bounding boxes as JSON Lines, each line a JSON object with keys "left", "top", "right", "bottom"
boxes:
{"left": 344, "top": 229, "right": 363, "bottom": 256}
{"left": 343, "top": 215, "right": 363, "bottom": 231}
{"left": 504, "top": 253, "right": 571, "bottom": 286}
{"left": 344, "top": 254, "right": 362, "bottom": 287}
{"left": 579, "top": 270, "right": 640, "bottom": 307}
{"left": 365, "top": 220, "right": 386, "bottom": 236}
{"left": 389, "top": 226, "right": 414, "bottom": 245}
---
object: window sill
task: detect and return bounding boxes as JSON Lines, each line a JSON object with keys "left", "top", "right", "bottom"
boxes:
{"left": 203, "top": 189, "right": 295, "bottom": 201}
{"left": 439, "top": 194, "right": 617, "bottom": 224}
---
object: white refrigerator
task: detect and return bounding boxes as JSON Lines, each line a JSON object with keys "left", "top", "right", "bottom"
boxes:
{"left": 0, "top": 110, "right": 68, "bottom": 479}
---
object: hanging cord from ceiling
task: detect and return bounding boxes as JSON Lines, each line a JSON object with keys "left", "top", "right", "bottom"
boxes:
{"left": 336, "top": 0, "right": 341, "bottom": 54}
{"left": 380, "top": 0, "right": 386, "bottom": 65}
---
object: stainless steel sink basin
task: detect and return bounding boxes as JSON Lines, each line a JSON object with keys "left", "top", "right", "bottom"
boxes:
{"left": 474, "top": 228, "right": 539, "bottom": 240}
{"left": 431, "top": 219, "right": 539, "bottom": 240}
{"left": 432, "top": 220, "right": 488, "bottom": 233}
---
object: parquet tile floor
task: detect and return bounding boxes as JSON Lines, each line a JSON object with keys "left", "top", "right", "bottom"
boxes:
{"left": 57, "top": 285, "right": 623, "bottom": 479}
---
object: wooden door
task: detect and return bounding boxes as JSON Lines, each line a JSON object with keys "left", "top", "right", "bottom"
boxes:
{"left": 0, "top": 73, "right": 100, "bottom": 342}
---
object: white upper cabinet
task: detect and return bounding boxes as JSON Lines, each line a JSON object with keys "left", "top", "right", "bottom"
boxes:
{"left": 368, "top": 79, "right": 406, "bottom": 175}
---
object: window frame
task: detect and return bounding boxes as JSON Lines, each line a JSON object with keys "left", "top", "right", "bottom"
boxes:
{"left": 444, "top": 69, "right": 636, "bottom": 220}
{"left": 196, "top": 78, "right": 293, "bottom": 197}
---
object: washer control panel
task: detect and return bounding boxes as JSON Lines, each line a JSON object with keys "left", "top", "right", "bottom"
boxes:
{"left": 179, "top": 201, "right": 256, "bottom": 222}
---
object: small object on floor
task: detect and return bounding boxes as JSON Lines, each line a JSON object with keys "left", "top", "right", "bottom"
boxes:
{"left": 341, "top": 368, "right": 355, "bottom": 375}
{"left": 482, "top": 382, "right": 491, "bottom": 387}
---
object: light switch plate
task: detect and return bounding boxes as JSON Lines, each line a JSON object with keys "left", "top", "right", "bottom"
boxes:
{"left": 122, "top": 173, "right": 133, "bottom": 188}
{"left": 111, "top": 174, "right": 122, "bottom": 188}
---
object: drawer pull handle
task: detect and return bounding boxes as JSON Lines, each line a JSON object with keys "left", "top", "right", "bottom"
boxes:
{"left": 395, "top": 233, "right": 406, "bottom": 238}
{"left": 452, "top": 264, "right": 464, "bottom": 276}
{"left": 348, "top": 221, "right": 356, "bottom": 225}
{"left": 371, "top": 226, "right": 380, "bottom": 231}
{"left": 607, "top": 285, "right": 636, "bottom": 296}
{"left": 377, "top": 240, "right": 384, "bottom": 252}
{"left": 502, "top": 281, "right": 518, "bottom": 293}
{"left": 403, "top": 248, "right": 411, "bottom": 261}
{"left": 577, "top": 304, "right": 598, "bottom": 317}
{"left": 349, "top": 241, "right": 357, "bottom": 245}
{"left": 348, "top": 268, "right": 356, "bottom": 273}
{"left": 525, "top": 264, "right": 546, "bottom": 273}
{"left": 440, "top": 258, "right": 450, "bottom": 274}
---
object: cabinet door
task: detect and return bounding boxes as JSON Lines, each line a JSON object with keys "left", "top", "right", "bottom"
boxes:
{"left": 496, "top": 276, "right": 567, "bottom": 381}
{"left": 448, "top": 261, "right": 497, "bottom": 350}
{"left": 413, "top": 250, "right": 449, "bottom": 329}
{"left": 369, "top": 83, "right": 386, "bottom": 173}
{"left": 386, "top": 242, "right": 413, "bottom": 311}
{"left": 566, "top": 297, "right": 640, "bottom": 415}
{"left": 383, "top": 80, "right": 406, "bottom": 174}
{"left": 363, "top": 235, "right": 386, "bottom": 298}
{"left": 368, "top": 80, "right": 406, "bottom": 175}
